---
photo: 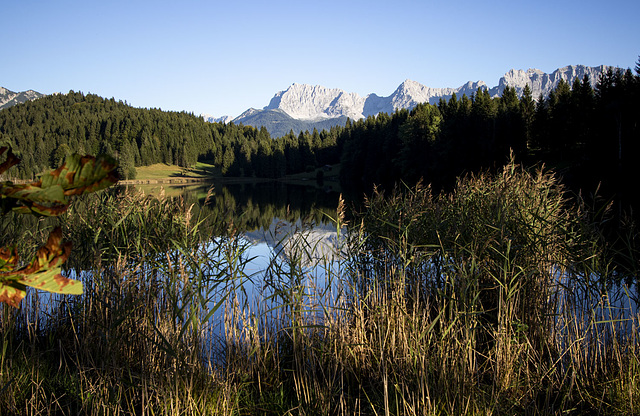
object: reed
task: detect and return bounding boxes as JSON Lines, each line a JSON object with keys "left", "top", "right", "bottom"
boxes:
{"left": 1, "top": 160, "right": 638, "bottom": 415}
{"left": 336, "top": 159, "right": 639, "bottom": 414}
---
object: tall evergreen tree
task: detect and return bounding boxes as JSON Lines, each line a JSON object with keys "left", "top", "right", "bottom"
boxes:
{"left": 520, "top": 84, "right": 535, "bottom": 151}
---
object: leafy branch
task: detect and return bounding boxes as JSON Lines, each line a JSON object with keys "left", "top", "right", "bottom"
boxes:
{"left": 0, "top": 146, "right": 118, "bottom": 307}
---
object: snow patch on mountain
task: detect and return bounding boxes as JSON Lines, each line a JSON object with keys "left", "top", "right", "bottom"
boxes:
{"left": 201, "top": 113, "right": 233, "bottom": 124}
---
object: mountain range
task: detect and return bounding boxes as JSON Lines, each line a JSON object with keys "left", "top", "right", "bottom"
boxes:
{"left": 0, "top": 87, "right": 44, "bottom": 110}
{"left": 1, "top": 64, "right": 617, "bottom": 139}
{"left": 223, "top": 64, "right": 615, "bottom": 137}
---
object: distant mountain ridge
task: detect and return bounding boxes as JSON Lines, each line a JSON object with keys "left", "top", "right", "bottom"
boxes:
{"left": 0, "top": 87, "right": 44, "bottom": 110}
{"left": 201, "top": 114, "right": 233, "bottom": 124}
{"left": 2, "top": 64, "right": 618, "bottom": 139}
{"left": 489, "top": 65, "right": 612, "bottom": 98}
{"left": 228, "top": 64, "right": 615, "bottom": 137}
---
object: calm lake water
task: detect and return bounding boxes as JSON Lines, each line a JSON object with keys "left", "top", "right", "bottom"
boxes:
{"left": 133, "top": 180, "right": 346, "bottom": 232}
{"left": 135, "top": 179, "right": 348, "bottom": 253}
{"left": 134, "top": 179, "right": 639, "bottom": 310}
{"left": 20, "top": 180, "right": 638, "bottom": 341}
{"left": 139, "top": 181, "right": 350, "bottom": 345}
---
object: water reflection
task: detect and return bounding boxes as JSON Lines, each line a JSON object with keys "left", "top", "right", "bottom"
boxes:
{"left": 160, "top": 182, "right": 349, "bottom": 346}
{"left": 130, "top": 180, "right": 345, "bottom": 236}
{"left": 244, "top": 218, "right": 345, "bottom": 267}
{"left": 150, "top": 181, "right": 348, "bottom": 313}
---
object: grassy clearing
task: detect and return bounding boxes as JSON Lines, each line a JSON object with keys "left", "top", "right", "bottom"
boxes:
{"left": 133, "top": 161, "right": 220, "bottom": 181}
{"left": 1, "top": 159, "right": 638, "bottom": 415}
{"left": 123, "top": 183, "right": 207, "bottom": 199}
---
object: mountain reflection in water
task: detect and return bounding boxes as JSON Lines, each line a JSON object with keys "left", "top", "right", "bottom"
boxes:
{"left": 243, "top": 217, "right": 345, "bottom": 268}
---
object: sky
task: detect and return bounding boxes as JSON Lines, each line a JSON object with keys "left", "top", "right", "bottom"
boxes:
{"left": 3, "top": 0, "right": 639, "bottom": 119}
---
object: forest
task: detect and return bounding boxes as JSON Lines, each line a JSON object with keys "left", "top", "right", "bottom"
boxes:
{"left": 0, "top": 92, "right": 341, "bottom": 181}
{"left": 0, "top": 63, "right": 639, "bottom": 210}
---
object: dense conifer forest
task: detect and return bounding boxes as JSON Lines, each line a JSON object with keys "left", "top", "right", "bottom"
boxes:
{"left": 1, "top": 63, "right": 638, "bottom": 210}
{"left": 0, "top": 92, "right": 341, "bottom": 181}
{"left": 338, "top": 66, "right": 640, "bottom": 202}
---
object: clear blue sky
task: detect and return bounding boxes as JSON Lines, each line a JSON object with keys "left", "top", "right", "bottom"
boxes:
{"left": 3, "top": 0, "right": 638, "bottom": 118}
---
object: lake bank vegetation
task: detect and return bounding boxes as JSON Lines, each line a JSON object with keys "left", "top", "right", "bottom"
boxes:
{"left": 1, "top": 156, "right": 638, "bottom": 414}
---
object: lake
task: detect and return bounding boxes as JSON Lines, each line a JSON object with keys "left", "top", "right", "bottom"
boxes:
{"left": 14, "top": 179, "right": 638, "bottom": 345}
{"left": 126, "top": 180, "right": 350, "bottom": 346}
{"left": 127, "top": 180, "right": 639, "bottom": 339}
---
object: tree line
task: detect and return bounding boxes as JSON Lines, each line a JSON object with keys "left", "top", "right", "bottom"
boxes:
{"left": 338, "top": 63, "right": 640, "bottom": 207}
{"left": 0, "top": 91, "right": 341, "bottom": 180}
{"left": 0, "top": 60, "right": 638, "bottom": 210}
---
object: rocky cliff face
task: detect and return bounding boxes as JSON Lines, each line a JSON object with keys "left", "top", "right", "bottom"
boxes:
{"left": 364, "top": 79, "right": 489, "bottom": 117}
{"left": 0, "top": 87, "right": 45, "bottom": 110}
{"left": 487, "top": 65, "right": 613, "bottom": 98}
{"left": 259, "top": 78, "right": 490, "bottom": 122}
{"left": 264, "top": 83, "right": 365, "bottom": 120}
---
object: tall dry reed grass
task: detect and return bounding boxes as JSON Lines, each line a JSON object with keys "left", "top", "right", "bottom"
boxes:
{"left": 1, "top": 160, "right": 638, "bottom": 415}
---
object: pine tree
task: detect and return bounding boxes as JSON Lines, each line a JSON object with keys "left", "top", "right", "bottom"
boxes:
{"left": 520, "top": 84, "right": 535, "bottom": 151}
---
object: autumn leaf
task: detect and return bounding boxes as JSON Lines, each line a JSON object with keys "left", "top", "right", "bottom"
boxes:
{"left": 0, "top": 146, "right": 116, "bottom": 307}
{"left": 0, "top": 153, "right": 119, "bottom": 216}
{"left": 0, "top": 228, "right": 81, "bottom": 308}
{"left": 0, "top": 246, "right": 19, "bottom": 272}
{"left": 0, "top": 147, "right": 21, "bottom": 175}
{"left": 0, "top": 281, "right": 27, "bottom": 308}
{"left": 37, "top": 153, "right": 119, "bottom": 196}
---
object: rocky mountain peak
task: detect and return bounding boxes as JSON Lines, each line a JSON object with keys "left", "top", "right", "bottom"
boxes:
{"left": 489, "top": 64, "right": 614, "bottom": 98}
{"left": 397, "top": 79, "right": 423, "bottom": 92}
{"left": 0, "top": 87, "right": 45, "bottom": 110}
{"left": 265, "top": 83, "right": 365, "bottom": 120}
{"left": 201, "top": 113, "right": 233, "bottom": 124}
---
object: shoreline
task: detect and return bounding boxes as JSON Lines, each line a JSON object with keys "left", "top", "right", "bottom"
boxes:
{"left": 6, "top": 174, "right": 339, "bottom": 190}
{"left": 116, "top": 176, "right": 274, "bottom": 186}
